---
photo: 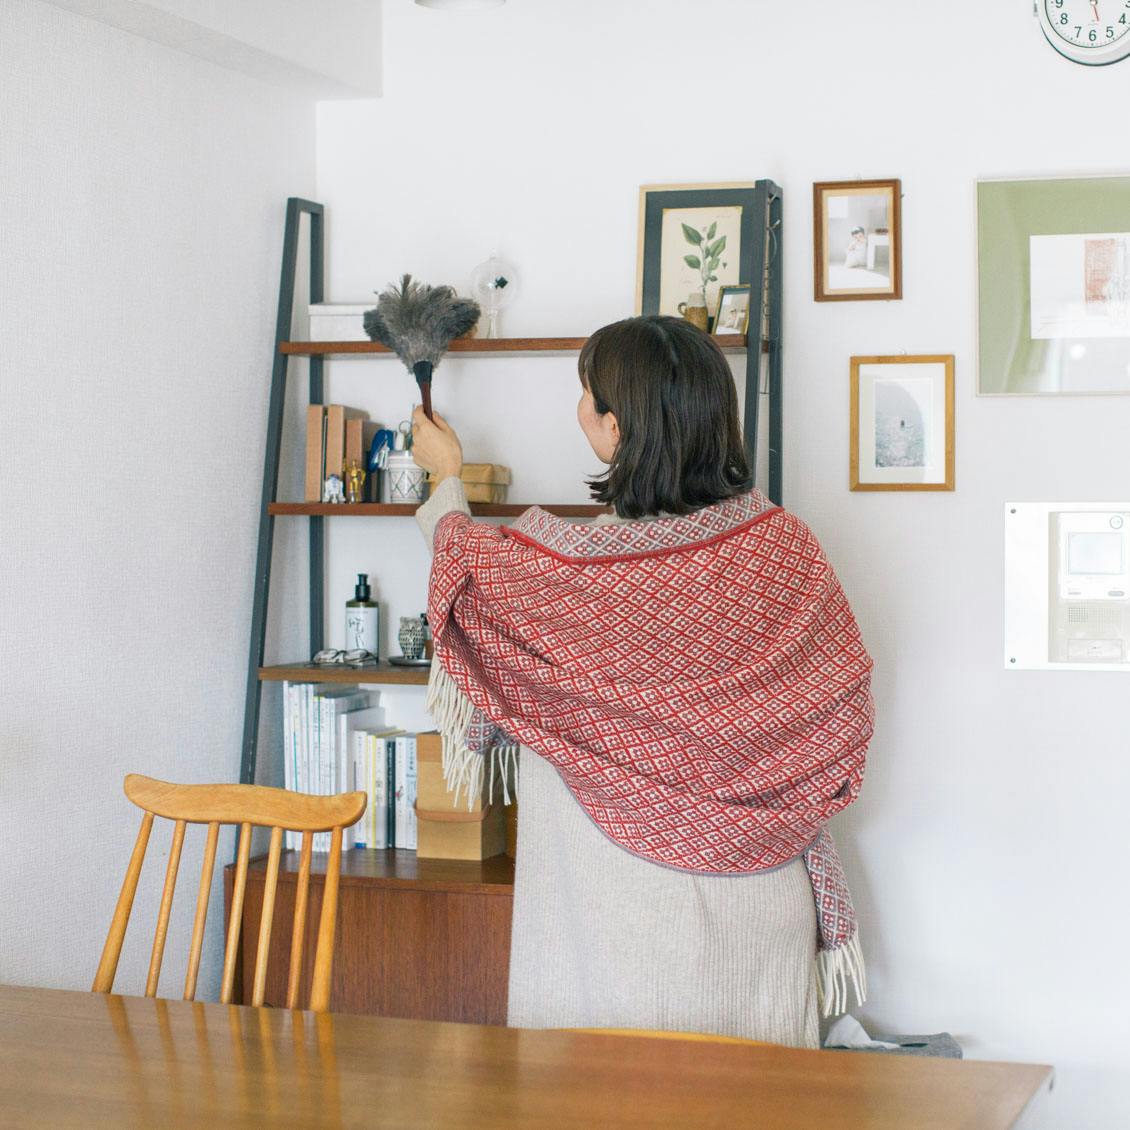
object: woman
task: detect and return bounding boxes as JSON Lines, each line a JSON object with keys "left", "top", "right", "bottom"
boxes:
{"left": 412, "top": 315, "right": 873, "bottom": 1047}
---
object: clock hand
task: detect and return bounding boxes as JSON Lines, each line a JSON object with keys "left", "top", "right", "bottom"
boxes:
{"left": 1091, "top": 0, "right": 1100, "bottom": 21}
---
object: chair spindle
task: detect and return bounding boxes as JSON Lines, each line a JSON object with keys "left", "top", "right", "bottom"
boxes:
{"left": 92, "top": 811, "right": 154, "bottom": 993}
{"left": 251, "top": 826, "right": 284, "bottom": 1007}
{"left": 146, "top": 818, "right": 186, "bottom": 996}
{"left": 309, "top": 826, "right": 343, "bottom": 1013}
{"left": 286, "top": 832, "right": 314, "bottom": 1010}
{"left": 220, "top": 822, "right": 253, "bottom": 1005}
{"left": 184, "top": 821, "right": 220, "bottom": 1001}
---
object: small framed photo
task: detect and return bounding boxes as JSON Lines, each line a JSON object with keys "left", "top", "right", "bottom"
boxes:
{"left": 636, "top": 182, "right": 760, "bottom": 318}
{"left": 814, "top": 179, "right": 902, "bottom": 302}
{"left": 713, "top": 284, "right": 750, "bottom": 335}
{"left": 850, "top": 355, "right": 954, "bottom": 491}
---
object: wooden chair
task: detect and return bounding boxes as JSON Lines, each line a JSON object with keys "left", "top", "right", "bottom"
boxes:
{"left": 92, "top": 774, "right": 366, "bottom": 1012}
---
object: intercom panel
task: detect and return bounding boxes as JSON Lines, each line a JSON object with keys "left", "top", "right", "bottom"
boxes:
{"left": 1004, "top": 501, "right": 1130, "bottom": 671}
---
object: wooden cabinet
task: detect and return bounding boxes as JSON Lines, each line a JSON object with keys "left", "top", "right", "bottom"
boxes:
{"left": 225, "top": 848, "right": 514, "bottom": 1024}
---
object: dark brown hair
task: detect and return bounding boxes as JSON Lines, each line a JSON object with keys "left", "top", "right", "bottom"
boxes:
{"left": 579, "top": 315, "right": 752, "bottom": 519}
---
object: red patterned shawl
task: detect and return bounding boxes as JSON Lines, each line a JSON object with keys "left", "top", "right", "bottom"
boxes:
{"left": 425, "top": 489, "right": 874, "bottom": 1013}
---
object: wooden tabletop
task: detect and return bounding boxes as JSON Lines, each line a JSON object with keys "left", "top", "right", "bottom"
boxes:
{"left": 0, "top": 985, "right": 1052, "bottom": 1129}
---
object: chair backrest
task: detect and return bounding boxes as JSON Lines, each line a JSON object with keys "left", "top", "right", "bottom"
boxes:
{"left": 92, "top": 774, "right": 366, "bottom": 1012}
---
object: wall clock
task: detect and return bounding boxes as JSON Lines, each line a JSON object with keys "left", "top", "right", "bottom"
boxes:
{"left": 1037, "top": 0, "right": 1130, "bottom": 64}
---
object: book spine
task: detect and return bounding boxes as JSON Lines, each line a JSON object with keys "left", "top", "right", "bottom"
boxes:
{"left": 305, "top": 405, "right": 326, "bottom": 502}
{"left": 371, "top": 734, "right": 384, "bottom": 849}
{"left": 386, "top": 737, "right": 396, "bottom": 850}
{"left": 318, "top": 695, "right": 332, "bottom": 852}
{"left": 283, "top": 683, "right": 293, "bottom": 851}
{"left": 405, "top": 735, "right": 418, "bottom": 851}
{"left": 299, "top": 683, "right": 309, "bottom": 803}
{"left": 352, "top": 729, "right": 366, "bottom": 849}
{"left": 394, "top": 736, "right": 405, "bottom": 851}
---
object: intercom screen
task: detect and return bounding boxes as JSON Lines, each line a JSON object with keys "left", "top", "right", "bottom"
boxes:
{"left": 1067, "top": 532, "right": 1123, "bottom": 576}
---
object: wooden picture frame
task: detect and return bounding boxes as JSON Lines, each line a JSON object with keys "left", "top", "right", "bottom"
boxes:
{"left": 636, "top": 182, "right": 759, "bottom": 319}
{"left": 712, "top": 284, "right": 751, "bottom": 335}
{"left": 814, "top": 179, "right": 902, "bottom": 302}
{"left": 850, "top": 355, "right": 954, "bottom": 491}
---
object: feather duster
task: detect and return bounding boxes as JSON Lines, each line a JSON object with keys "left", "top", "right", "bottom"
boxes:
{"left": 363, "top": 275, "right": 480, "bottom": 419}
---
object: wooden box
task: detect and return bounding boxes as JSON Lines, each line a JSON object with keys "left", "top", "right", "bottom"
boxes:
{"left": 429, "top": 464, "right": 512, "bottom": 505}
{"left": 416, "top": 731, "right": 507, "bottom": 861}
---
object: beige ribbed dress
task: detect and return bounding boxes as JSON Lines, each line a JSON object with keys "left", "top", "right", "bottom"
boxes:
{"left": 417, "top": 478, "right": 819, "bottom": 1048}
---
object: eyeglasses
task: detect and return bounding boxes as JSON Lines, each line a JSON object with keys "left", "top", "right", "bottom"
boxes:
{"left": 311, "top": 649, "right": 378, "bottom": 667}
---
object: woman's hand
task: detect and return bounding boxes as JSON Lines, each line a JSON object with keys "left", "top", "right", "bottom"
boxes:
{"left": 410, "top": 406, "right": 463, "bottom": 481}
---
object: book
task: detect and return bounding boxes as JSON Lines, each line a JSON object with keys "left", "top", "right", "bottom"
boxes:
{"left": 353, "top": 727, "right": 401, "bottom": 849}
{"left": 313, "top": 688, "right": 370, "bottom": 851}
{"left": 394, "top": 735, "right": 418, "bottom": 850}
{"left": 339, "top": 706, "right": 386, "bottom": 849}
{"left": 386, "top": 737, "right": 397, "bottom": 850}
{"left": 345, "top": 418, "right": 381, "bottom": 474}
{"left": 305, "top": 405, "right": 327, "bottom": 502}
{"left": 325, "top": 405, "right": 368, "bottom": 481}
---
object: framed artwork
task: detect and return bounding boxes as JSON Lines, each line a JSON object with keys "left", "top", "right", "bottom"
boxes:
{"left": 713, "top": 284, "right": 750, "bottom": 335}
{"left": 636, "top": 183, "right": 759, "bottom": 319}
{"left": 813, "top": 179, "right": 902, "bottom": 302}
{"left": 977, "top": 175, "right": 1130, "bottom": 395}
{"left": 850, "top": 355, "right": 954, "bottom": 491}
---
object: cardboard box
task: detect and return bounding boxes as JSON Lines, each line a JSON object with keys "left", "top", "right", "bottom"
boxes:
{"left": 428, "top": 464, "right": 511, "bottom": 505}
{"left": 415, "top": 731, "right": 507, "bottom": 861}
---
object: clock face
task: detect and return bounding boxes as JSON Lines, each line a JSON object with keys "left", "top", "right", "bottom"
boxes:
{"left": 1041, "top": 0, "right": 1130, "bottom": 64}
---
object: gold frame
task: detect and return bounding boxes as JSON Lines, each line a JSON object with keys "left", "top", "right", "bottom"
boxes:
{"left": 712, "top": 284, "right": 751, "bottom": 336}
{"left": 850, "top": 355, "right": 954, "bottom": 491}
{"left": 814, "top": 179, "right": 902, "bottom": 302}
{"left": 635, "top": 182, "right": 755, "bottom": 315}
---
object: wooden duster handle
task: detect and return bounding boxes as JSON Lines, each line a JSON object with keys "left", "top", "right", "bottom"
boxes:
{"left": 413, "top": 360, "right": 434, "bottom": 421}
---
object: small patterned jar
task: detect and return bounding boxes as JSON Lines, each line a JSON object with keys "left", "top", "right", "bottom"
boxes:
{"left": 398, "top": 616, "right": 426, "bottom": 660}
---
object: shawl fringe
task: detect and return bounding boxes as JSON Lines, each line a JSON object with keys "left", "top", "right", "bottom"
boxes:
{"left": 426, "top": 660, "right": 517, "bottom": 807}
{"left": 816, "top": 932, "right": 867, "bottom": 1018}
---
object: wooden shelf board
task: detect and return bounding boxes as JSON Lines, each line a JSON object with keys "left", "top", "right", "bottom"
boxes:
{"left": 259, "top": 662, "right": 430, "bottom": 686}
{"left": 268, "top": 501, "right": 608, "bottom": 518}
{"left": 281, "top": 334, "right": 750, "bottom": 357}
{"left": 241, "top": 847, "right": 514, "bottom": 895}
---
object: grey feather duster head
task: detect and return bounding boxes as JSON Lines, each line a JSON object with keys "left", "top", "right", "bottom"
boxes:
{"left": 363, "top": 274, "right": 481, "bottom": 371}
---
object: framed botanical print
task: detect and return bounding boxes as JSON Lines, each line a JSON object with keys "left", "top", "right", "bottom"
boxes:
{"left": 977, "top": 175, "right": 1130, "bottom": 395}
{"left": 636, "top": 183, "right": 760, "bottom": 319}
{"left": 814, "top": 179, "right": 902, "bottom": 301}
{"left": 850, "top": 355, "right": 954, "bottom": 491}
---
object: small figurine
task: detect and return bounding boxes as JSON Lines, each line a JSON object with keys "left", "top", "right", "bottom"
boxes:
{"left": 323, "top": 473, "right": 345, "bottom": 504}
{"left": 344, "top": 459, "right": 366, "bottom": 503}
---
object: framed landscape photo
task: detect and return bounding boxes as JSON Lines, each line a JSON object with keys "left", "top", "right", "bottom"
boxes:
{"left": 977, "top": 175, "right": 1130, "bottom": 395}
{"left": 814, "top": 179, "right": 902, "bottom": 302}
{"left": 713, "top": 284, "right": 750, "bottom": 335}
{"left": 636, "top": 183, "right": 759, "bottom": 319}
{"left": 850, "top": 355, "right": 954, "bottom": 491}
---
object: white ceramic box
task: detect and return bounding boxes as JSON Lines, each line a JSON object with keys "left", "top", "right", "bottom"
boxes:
{"left": 308, "top": 303, "right": 373, "bottom": 342}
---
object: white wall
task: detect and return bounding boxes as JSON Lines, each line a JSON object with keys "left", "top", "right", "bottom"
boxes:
{"left": 314, "top": 2, "right": 1130, "bottom": 1126}
{"left": 40, "top": 0, "right": 383, "bottom": 97}
{"left": 0, "top": 0, "right": 314, "bottom": 998}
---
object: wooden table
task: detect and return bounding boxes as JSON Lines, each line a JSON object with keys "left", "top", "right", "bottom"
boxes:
{"left": 0, "top": 985, "right": 1052, "bottom": 1128}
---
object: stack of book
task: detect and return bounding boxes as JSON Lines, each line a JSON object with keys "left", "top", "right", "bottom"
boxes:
{"left": 305, "top": 404, "right": 380, "bottom": 502}
{"left": 282, "top": 682, "right": 418, "bottom": 852}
